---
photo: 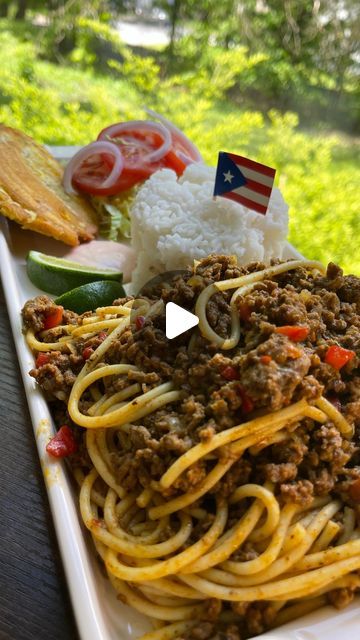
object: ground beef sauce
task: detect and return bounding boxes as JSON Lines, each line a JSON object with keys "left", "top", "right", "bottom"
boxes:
{"left": 22, "top": 256, "right": 360, "bottom": 638}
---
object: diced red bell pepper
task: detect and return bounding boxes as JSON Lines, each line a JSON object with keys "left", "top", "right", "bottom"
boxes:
{"left": 349, "top": 478, "right": 360, "bottom": 503}
{"left": 221, "top": 365, "right": 239, "bottom": 381}
{"left": 46, "top": 425, "right": 78, "bottom": 458}
{"left": 275, "top": 325, "right": 309, "bottom": 342}
{"left": 135, "top": 315, "right": 146, "bottom": 330}
{"left": 43, "top": 306, "right": 63, "bottom": 330}
{"left": 237, "top": 385, "right": 254, "bottom": 413}
{"left": 82, "top": 346, "right": 94, "bottom": 360}
{"left": 260, "top": 355, "right": 272, "bottom": 365}
{"left": 35, "top": 353, "right": 50, "bottom": 368}
{"left": 324, "top": 345, "right": 355, "bottom": 370}
{"left": 238, "top": 301, "right": 251, "bottom": 322}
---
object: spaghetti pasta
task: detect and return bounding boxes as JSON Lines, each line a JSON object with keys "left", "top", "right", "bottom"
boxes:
{"left": 23, "top": 255, "right": 360, "bottom": 640}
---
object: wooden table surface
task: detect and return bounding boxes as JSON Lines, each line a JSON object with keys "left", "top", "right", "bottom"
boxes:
{"left": 0, "top": 281, "right": 78, "bottom": 640}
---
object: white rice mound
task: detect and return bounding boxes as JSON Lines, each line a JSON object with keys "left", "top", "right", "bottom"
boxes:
{"left": 131, "top": 163, "right": 289, "bottom": 290}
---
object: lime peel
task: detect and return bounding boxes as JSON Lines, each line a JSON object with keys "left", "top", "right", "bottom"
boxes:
{"left": 26, "top": 250, "right": 123, "bottom": 296}
{"left": 54, "top": 280, "right": 126, "bottom": 314}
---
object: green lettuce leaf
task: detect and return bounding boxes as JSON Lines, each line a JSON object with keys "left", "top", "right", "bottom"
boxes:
{"left": 91, "top": 189, "right": 137, "bottom": 241}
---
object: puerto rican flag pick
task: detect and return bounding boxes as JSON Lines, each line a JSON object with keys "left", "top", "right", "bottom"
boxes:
{"left": 213, "top": 151, "right": 276, "bottom": 215}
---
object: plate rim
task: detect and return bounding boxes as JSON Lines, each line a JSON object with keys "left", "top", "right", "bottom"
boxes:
{"left": 0, "top": 147, "right": 359, "bottom": 640}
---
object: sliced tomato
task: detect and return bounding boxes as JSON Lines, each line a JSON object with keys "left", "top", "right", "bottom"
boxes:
{"left": 162, "top": 149, "right": 187, "bottom": 175}
{"left": 167, "top": 130, "right": 200, "bottom": 164}
{"left": 72, "top": 122, "right": 190, "bottom": 196}
{"left": 103, "top": 127, "right": 187, "bottom": 176}
{"left": 98, "top": 125, "right": 165, "bottom": 162}
{"left": 115, "top": 166, "right": 154, "bottom": 191}
{"left": 72, "top": 160, "right": 152, "bottom": 196}
{"left": 145, "top": 109, "right": 203, "bottom": 164}
{"left": 72, "top": 154, "right": 113, "bottom": 196}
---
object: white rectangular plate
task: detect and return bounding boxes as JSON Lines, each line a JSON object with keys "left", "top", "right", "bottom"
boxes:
{"left": 0, "top": 150, "right": 359, "bottom": 640}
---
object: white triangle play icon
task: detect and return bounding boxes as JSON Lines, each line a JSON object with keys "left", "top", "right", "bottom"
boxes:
{"left": 165, "top": 302, "right": 199, "bottom": 339}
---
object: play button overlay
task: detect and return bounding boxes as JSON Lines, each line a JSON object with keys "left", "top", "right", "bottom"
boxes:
{"left": 130, "top": 269, "right": 200, "bottom": 343}
{"left": 166, "top": 302, "right": 199, "bottom": 339}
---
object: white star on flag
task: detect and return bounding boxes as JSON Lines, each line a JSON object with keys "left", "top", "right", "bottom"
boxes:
{"left": 223, "top": 170, "right": 234, "bottom": 183}
{"left": 214, "top": 151, "right": 276, "bottom": 215}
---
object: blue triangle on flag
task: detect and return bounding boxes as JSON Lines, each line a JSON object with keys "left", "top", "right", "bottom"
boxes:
{"left": 214, "top": 152, "right": 247, "bottom": 196}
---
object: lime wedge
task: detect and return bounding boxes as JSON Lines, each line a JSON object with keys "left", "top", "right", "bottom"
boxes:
{"left": 54, "top": 281, "right": 126, "bottom": 314}
{"left": 26, "top": 250, "right": 123, "bottom": 296}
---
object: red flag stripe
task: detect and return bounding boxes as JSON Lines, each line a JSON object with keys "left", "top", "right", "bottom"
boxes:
{"left": 236, "top": 165, "right": 274, "bottom": 188}
{"left": 223, "top": 191, "right": 268, "bottom": 215}
{"left": 239, "top": 177, "right": 273, "bottom": 198}
{"left": 228, "top": 152, "right": 276, "bottom": 178}
{"left": 232, "top": 185, "right": 269, "bottom": 206}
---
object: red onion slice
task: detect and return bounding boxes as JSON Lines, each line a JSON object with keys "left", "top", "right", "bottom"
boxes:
{"left": 145, "top": 108, "right": 203, "bottom": 163}
{"left": 98, "top": 120, "right": 171, "bottom": 163}
{"left": 176, "top": 150, "right": 195, "bottom": 166}
{"left": 63, "top": 141, "right": 124, "bottom": 195}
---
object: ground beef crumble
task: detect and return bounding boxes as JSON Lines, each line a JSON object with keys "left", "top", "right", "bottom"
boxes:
{"left": 22, "top": 255, "right": 360, "bottom": 639}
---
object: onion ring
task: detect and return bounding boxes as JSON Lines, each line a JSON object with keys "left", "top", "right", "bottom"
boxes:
{"left": 98, "top": 121, "right": 172, "bottom": 163}
{"left": 145, "top": 108, "right": 203, "bottom": 163}
{"left": 176, "top": 151, "right": 195, "bottom": 166}
{"left": 63, "top": 141, "right": 124, "bottom": 195}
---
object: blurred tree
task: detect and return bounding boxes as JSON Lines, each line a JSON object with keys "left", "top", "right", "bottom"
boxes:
{"left": 244, "top": 0, "right": 359, "bottom": 83}
{"left": 154, "top": 0, "right": 359, "bottom": 82}
{"left": 316, "top": 0, "right": 360, "bottom": 94}
{"left": 38, "top": 0, "right": 111, "bottom": 60}
{"left": 168, "top": 0, "right": 180, "bottom": 55}
{"left": 14, "top": 0, "right": 28, "bottom": 19}
{"left": 0, "top": 1, "right": 8, "bottom": 17}
{"left": 12, "top": 0, "right": 109, "bottom": 20}
{"left": 153, "top": 0, "right": 359, "bottom": 128}
{"left": 109, "top": 0, "right": 134, "bottom": 11}
{"left": 7, "top": 0, "right": 357, "bottom": 129}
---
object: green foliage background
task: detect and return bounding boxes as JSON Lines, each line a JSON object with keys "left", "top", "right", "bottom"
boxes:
{"left": 0, "top": 15, "right": 359, "bottom": 274}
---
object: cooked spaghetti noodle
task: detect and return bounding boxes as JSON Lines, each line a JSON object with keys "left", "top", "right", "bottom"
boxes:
{"left": 22, "top": 255, "right": 360, "bottom": 640}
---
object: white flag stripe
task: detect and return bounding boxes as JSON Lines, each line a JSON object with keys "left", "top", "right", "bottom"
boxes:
{"left": 232, "top": 185, "right": 269, "bottom": 207}
{"left": 235, "top": 164, "right": 274, "bottom": 188}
